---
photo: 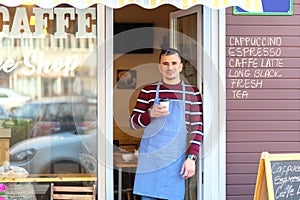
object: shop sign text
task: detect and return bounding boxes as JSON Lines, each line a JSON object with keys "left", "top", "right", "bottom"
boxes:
{"left": 0, "top": 50, "right": 82, "bottom": 76}
{"left": 0, "top": 6, "right": 96, "bottom": 38}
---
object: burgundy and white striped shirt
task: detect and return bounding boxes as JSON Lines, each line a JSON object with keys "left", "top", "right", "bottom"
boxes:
{"left": 130, "top": 81, "right": 203, "bottom": 156}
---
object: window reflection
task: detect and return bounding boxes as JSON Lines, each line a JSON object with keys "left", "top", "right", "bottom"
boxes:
{"left": 177, "top": 13, "right": 198, "bottom": 87}
{"left": 0, "top": 4, "right": 97, "bottom": 200}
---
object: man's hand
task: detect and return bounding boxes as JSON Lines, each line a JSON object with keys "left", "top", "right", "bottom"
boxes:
{"left": 180, "top": 158, "right": 196, "bottom": 179}
{"left": 149, "top": 104, "right": 169, "bottom": 118}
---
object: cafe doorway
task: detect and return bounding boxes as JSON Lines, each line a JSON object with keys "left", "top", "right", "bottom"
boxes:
{"left": 111, "top": 4, "right": 215, "bottom": 200}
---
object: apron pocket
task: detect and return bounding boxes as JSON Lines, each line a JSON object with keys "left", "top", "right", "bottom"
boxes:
{"left": 147, "top": 134, "right": 186, "bottom": 162}
{"left": 143, "top": 116, "right": 167, "bottom": 138}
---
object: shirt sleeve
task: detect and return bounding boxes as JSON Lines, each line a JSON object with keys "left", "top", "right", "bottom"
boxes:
{"left": 188, "top": 88, "right": 203, "bottom": 156}
{"left": 130, "top": 88, "right": 152, "bottom": 129}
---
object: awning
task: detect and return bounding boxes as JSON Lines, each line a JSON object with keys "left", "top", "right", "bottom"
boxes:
{"left": 0, "top": 0, "right": 263, "bottom": 12}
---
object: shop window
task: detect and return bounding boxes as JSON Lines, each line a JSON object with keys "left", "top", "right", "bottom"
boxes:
{"left": 0, "top": 4, "right": 98, "bottom": 200}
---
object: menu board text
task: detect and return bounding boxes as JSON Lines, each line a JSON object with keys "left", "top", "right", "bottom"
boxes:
{"left": 227, "top": 36, "right": 284, "bottom": 99}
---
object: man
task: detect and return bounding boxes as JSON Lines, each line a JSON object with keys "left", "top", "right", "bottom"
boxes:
{"left": 130, "top": 48, "right": 203, "bottom": 200}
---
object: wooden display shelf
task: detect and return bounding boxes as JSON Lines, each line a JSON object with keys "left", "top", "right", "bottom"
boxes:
{"left": 0, "top": 173, "right": 97, "bottom": 183}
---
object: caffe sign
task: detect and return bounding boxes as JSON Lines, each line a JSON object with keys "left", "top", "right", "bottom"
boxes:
{"left": 0, "top": 6, "right": 96, "bottom": 38}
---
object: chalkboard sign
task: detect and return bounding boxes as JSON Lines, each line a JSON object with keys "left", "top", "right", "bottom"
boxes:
{"left": 254, "top": 152, "right": 300, "bottom": 200}
{"left": 271, "top": 160, "right": 300, "bottom": 199}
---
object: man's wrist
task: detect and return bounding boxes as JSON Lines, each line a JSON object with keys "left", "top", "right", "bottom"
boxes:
{"left": 187, "top": 154, "right": 197, "bottom": 161}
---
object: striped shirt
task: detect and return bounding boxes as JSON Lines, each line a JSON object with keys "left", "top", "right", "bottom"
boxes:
{"left": 130, "top": 81, "right": 203, "bottom": 156}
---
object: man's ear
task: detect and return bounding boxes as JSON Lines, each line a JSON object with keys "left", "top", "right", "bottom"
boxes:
{"left": 179, "top": 63, "right": 183, "bottom": 72}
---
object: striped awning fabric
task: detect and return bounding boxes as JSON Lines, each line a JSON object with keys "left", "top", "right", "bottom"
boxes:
{"left": 0, "top": 0, "right": 263, "bottom": 12}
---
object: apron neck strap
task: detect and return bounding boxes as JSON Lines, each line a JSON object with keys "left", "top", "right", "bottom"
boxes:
{"left": 155, "top": 80, "right": 186, "bottom": 102}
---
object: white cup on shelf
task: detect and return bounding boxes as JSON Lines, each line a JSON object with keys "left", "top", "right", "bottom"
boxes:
{"left": 122, "top": 153, "right": 133, "bottom": 162}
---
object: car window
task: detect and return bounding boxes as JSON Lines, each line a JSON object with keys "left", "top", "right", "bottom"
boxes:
{"left": 71, "top": 102, "right": 96, "bottom": 122}
{"left": 34, "top": 101, "right": 96, "bottom": 123}
{"left": 84, "top": 103, "right": 97, "bottom": 121}
{"left": 72, "top": 103, "right": 85, "bottom": 120}
{"left": 58, "top": 103, "right": 73, "bottom": 118}
{"left": 42, "top": 103, "right": 59, "bottom": 121}
{"left": 13, "top": 103, "right": 44, "bottom": 119}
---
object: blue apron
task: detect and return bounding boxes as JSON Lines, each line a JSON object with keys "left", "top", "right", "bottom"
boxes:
{"left": 134, "top": 81, "right": 187, "bottom": 200}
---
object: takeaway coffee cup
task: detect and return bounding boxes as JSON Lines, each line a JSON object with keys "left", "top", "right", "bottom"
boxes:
{"left": 160, "top": 98, "right": 170, "bottom": 112}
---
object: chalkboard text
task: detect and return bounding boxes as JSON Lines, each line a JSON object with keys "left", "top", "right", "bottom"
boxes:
{"left": 271, "top": 161, "right": 300, "bottom": 200}
{"left": 227, "top": 36, "right": 284, "bottom": 99}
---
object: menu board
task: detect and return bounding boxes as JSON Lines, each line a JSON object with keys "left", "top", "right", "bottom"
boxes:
{"left": 271, "top": 160, "right": 300, "bottom": 199}
{"left": 254, "top": 152, "right": 300, "bottom": 200}
{"left": 227, "top": 36, "right": 284, "bottom": 99}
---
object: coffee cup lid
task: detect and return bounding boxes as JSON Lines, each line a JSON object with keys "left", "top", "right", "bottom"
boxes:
{"left": 159, "top": 98, "right": 169, "bottom": 102}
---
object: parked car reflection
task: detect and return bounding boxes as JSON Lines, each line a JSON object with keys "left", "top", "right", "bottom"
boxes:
{"left": 0, "top": 88, "right": 31, "bottom": 113}
{"left": 11, "top": 97, "right": 96, "bottom": 138}
{"left": 0, "top": 104, "right": 9, "bottom": 120}
{"left": 9, "top": 123, "right": 97, "bottom": 175}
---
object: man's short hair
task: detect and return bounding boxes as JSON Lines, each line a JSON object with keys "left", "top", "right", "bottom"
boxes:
{"left": 159, "top": 48, "right": 182, "bottom": 63}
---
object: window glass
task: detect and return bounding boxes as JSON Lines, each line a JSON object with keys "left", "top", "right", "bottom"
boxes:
{"left": 177, "top": 13, "right": 198, "bottom": 87}
{"left": 0, "top": 4, "right": 98, "bottom": 199}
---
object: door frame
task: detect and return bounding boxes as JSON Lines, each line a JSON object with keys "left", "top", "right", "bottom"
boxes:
{"left": 170, "top": 6, "right": 227, "bottom": 200}
{"left": 96, "top": 4, "right": 115, "bottom": 199}
{"left": 202, "top": 7, "right": 226, "bottom": 200}
{"left": 101, "top": 5, "right": 227, "bottom": 200}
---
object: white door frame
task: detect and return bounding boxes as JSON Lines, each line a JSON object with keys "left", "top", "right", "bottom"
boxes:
{"left": 96, "top": 4, "right": 107, "bottom": 200}
{"left": 100, "top": 5, "right": 227, "bottom": 200}
{"left": 104, "top": 5, "right": 114, "bottom": 200}
{"left": 96, "top": 4, "right": 115, "bottom": 200}
{"left": 170, "top": 6, "right": 227, "bottom": 200}
{"left": 202, "top": 7, "right": 226, "bottom": 200}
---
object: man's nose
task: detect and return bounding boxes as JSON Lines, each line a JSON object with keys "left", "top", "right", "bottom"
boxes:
{"left": 167, "top": 64, "right": 174, "bottom": 70}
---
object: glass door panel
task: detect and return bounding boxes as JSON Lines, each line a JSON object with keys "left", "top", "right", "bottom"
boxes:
{"left": 170, "top": 6, "right": 203, "bottom": 200}
{"left": 170, "top": 6, "right": 203, "bottom": 91}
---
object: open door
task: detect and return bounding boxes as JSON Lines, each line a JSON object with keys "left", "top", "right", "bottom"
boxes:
{"left": 171, "top": 6, "right": 228, "bottom": 200}
{"left": 170, "top": 6, "right": 203, "bottom": 93}
{"left": 170, "top": 6, "right": 203, "bottom": 200}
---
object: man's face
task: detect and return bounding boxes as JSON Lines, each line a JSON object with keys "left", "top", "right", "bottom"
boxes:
{"left": 158, "top": 53, "right": 183, "bottom": 84}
